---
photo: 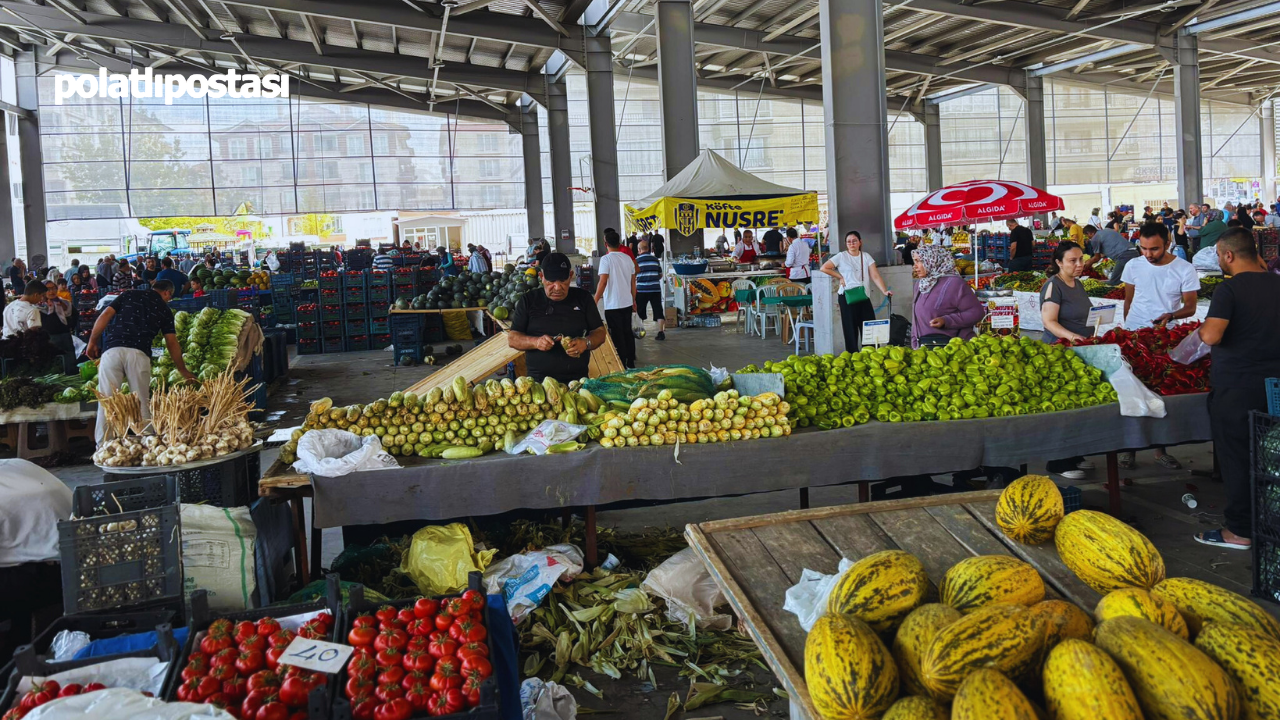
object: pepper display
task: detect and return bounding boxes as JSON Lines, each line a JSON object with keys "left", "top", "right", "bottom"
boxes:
{"left": 991, "top": 272, "right": 1046, "bottom": 292}
{"left": 1068, "top": 322, "right": 1210, "bottom": 396}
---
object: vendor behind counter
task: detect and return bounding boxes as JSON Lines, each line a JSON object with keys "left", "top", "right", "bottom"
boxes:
{"left": 506, "top": 252, "right": 608, "bottom": 384}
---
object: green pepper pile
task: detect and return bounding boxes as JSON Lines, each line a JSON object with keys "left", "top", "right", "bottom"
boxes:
{"left": 739, "top": 334, "right": 1117, "bottom": 428}
{"left": 1198, "top": 276, "right": 1223, "bottom": 299}
{"left": 991, "top": 271, "right": 1045, "bottom": 292}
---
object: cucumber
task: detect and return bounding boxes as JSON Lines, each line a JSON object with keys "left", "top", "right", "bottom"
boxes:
{"left": 442, "top": 446, "right": 485, "bottom": 459}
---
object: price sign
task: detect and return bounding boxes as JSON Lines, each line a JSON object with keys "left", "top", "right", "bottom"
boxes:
{"left": 990, "top": 305, "right": 1016, "bottom": 330}
{"left": 279, "top": 637, "right": 354, "bottom": 674}
{"left": 861, "top": 319, "right": 891, "bottom": 347}
{"left": 1087, "top": 303, "right": 1117, "bottom": 327}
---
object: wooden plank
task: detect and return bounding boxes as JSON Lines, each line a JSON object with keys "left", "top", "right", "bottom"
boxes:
{"left": 698, "top": 489, "right": 1004, "bottom": 533}
{"left": 404, "top": 333, "right": 522, "bottom": 395}
{"left": 868, "top": 508, "right": 983, "bottom": 591}
{"left": 588, "top": 331, "right": 626, "bottom": 378}
{"left": 922, "top": 503, "right": 1014, "bottom": 556}
{"left": 686, "top": 524, "right": 818, "bottom": 720}
{"left": 965, "top": 500, "right": 1103, "bottom": 610}
{"left": 751, "top": 522, "right": 842, "bottom": 583}
{"left": 810, "top": 513, "right": 898, "bottom": 560}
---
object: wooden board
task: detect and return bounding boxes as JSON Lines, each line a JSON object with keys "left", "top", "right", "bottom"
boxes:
{"left": 403, "top": 333, "right": 523, "bottom": 397}
{"left": 685, "top": 490, "right": 1100, "bottom": 720}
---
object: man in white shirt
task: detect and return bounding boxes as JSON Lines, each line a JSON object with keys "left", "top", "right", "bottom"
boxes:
{"left": 1119, "top": 222, "right": 1200, "bottom": 471}
{"left": 593, "top": 229, "right": 637, "bottom": 368}
{"left": 2, "top": 280, "right": 46, "bottom": 337}
{"left": 731, "top": 230, "right": 759, "bottom": 263}
{"left": 784, "top": 228, "right": 810, "bottom": 282}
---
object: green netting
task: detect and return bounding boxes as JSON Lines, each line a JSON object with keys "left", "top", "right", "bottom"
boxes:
{"left": 583, "top": 364, "right": 716, "bottom": 403}
{"left": 283, "top": 579, "right": 389, "bottom": 606}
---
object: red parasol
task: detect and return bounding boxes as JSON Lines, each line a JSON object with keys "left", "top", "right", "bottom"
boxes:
{"left": 895, "top": 180, "right": 1064, "bottom": 230}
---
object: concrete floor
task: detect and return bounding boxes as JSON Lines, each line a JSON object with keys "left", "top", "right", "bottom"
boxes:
{"left": 22, "top": 317, "right": 1277, "bottom": 719}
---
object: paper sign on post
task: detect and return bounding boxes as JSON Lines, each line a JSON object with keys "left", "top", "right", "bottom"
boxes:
{"left": 990, "top": 305, "right": 1016, "bottom": 330}
{"left": 1087, "top": 303, "right": 1117, "bottom": 327}
{"left": 279, "top": 637, "right": 355, "bottom": 674}
{"left": 861, "top": 319, "right": 891, "bottom": 347}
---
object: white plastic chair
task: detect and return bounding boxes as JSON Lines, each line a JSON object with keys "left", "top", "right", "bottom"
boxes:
{"left": 754, "top": 285, "right": 782, "bottom": 338}
{"left": 731, "top": 278, "right": 755, "bottom": 333}
{"left": 792, "top": 316, "right": 815, "bottom": 353}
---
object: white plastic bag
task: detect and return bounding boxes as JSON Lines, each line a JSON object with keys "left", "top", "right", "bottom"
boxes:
{"left": 1169, "top": 329, "right": 1211, "bottom": 365}
{"left": 705, "top": 364, "right": 730, "bottom": 388}
{"left": 1193, "top": 245, "right": 1221, "bottom": 271}
{"left": 482, "top": 544, "right": 583, "bottom": 623}
{"left": 1110, "top": 362, "right": 1167, "bottom": 418}
{"left": 265, "top": 253, "right": 280, "bottom": 272}
{"left": 23, "top": 688, "right": 233, "bottom": 720}
{"left": 631, "top": 312, "right": 646, "bottom": 338}
{"left": 520, "top": 679, "right": 577, "bottom": 720}
{"left": 509, "top": 420, "right": 587, "bottom": 456}
{"left": 180, "top": 504, "right": 257, "bottom": 612}
{"left": 783, "top": 558, "right": 853, "bottom": 632}
{"left": 640, "top": 548, "right": 731, "bottom": 631}
{"left": 293, "top": 429, "right": 399, "bottom": 477}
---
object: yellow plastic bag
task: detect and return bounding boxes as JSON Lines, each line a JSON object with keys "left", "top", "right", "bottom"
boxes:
{"left": 400, "top": 523, "right": 497, "bottom": 596}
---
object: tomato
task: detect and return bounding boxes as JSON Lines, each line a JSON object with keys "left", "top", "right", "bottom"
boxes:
{"left": 375, "top": 606, "right": 398, "bottom": 625}
{"left": 461, "top": 655, "right": 492, "bottom": 679}
{"left": 400, "top": 671, "right": 430, "bottom": 692}
{"left": 236, "top": 649, "right": 266, "bottom": 676}
{"left": 403, "top": 650, "right": 435, "bottom": 674}
{"left": 427, "top": 635, "right": 457, "bottom": 660}
{"left": 205, "top": 692, "right": 236, "bottom": 716}
{"left": 460, "top": 589, "right": 485, "bottom": 613}
{"left": 55, "top": 683, "right": 81, "bottom": 698}
{"left": 247, "top": 670, "right": 282, "bottom": 693}
{"left": 209, "top": 663, "right": 238, "bottom": 683}
{"left": 83, "top": 684, "right": 107, "bottom": 694}
{"left": 413, "top": 598, "right": 439, "bottom": 619}
{"left": 374, "top": 698, "right": 413, "bottom": 720}
{"left": 182, "top": 656, "right": 211, "bottom": 680}
{"left": 223, "top": 676, "right": 249, "bottom": 700}
{"left": 177, "top": 678, "right": 203, "bottom": 702}
{"left": 406, "top": 619, "right": 432, "bottom": 638}
{"left": 427, "top": 688, "right": 466, "bottom": 716}
{"left": 346, "top": 676, "right": 375, "bottom": 700}
{"left": 241, "top": 689, "right": 273, "bottom": 720}
{"left": 202, "top": 629, "right": 234, "bottom": 656}
{"left": 375, "top": 647, "right": 404, "bottom": 669}
{"left": 433, "top": 612, "right": 453, "bottom": 632}
{"left": 429, "top": 672, "right": 462, "bottom": 692}
{"left": 349, "top": 653, "right": 378, "bottom": 680}
{"left": 265, "top": 647, "right": 285, "bottom": 671}
{"left": 353, "top": 615, "right": 378, "bottom": 629}
{"left": 350, "top": 695, "right": 378, "bottom": 720}
{"left": 375, "top": 682, "right": 406, "bottom": 703}
{"left": 448, "top": 617, "right": 486, "bottom": 644}
{"left": 289, "top": 713, "right": 307, "bottom": 720}
{"left": 210, "top": 648, "right": 239, "bottom": 668}
{"left": 257, "top": 618, "right": 282, "bottom": 638}
{"left": 256, "top": 700, "right": 290, "bottom": 720}
{"left": 349, "top": 626, "right": 378, "bottom": 647}
{"left": 239, "top": 634, "right": 267, "bottom": 653}
{"left": 315, "top": 612, "right": 334, "bottom": 626}
{"left": 278, "top": 677, "right": 314, "bottom": 708}
{"left": 404, "top": 681, "right": 432, "bottom": 711}
{"left": 198, "top": 675, "right": 222, "bottom": 700}
{"left": 268, "top": 630, "right": 296, "bottom": 651}
{"left": 2, "top": 708, "right": 27, "bottom": 720}
{"left": 396, "top": 608, "right": 417, "bottom": 626}
{"left": 377, "top": 666, "right": 406, "bottom": 687}
{"left": 461, "top": 673, "right": 483, "bottom": 705}
{"left": 234, "top": 621, "right": 258, "bottom": 645}
{"left": 297, "top": 620, "right": 327, "bottom": 640}
{"left": 456, "top": 642, "right": 488, "bottom": 662}
{"left": 444, "top": 598, "right": 467, "bottom": 617}
{"left": 406, "top": 636, "right": 430, "bottom": 654}
{"left": 465, "top": 686, "right": 481, "bottom": 708}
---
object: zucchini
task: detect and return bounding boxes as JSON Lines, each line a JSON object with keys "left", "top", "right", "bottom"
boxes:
{"left": 442, "top": 446, "right": 485, "bottom": 460}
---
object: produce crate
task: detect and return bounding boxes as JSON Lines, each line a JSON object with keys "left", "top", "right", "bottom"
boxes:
{"left": 390, "top": 313, "right": 425, "bottom": 333}
{"left": 1251, "top": 412, "right": 1280, "bottom": 546}
{"left": 345, "top": 318, "right": 368, "bottom": 338}
{"left": 298, "top": 338, "right": 321, "bottom": 355}
{"left": 272, "top": 288, "right": 295, "bottom": 323}
{"left": 319, "top": 288, "right": 341, "bottom": 306}
{"left": 343, "top": 270, "right": 367, "bottom": 289}
{"left": 345, "top": 248, "right": 372, "bottom": 271}
{"left": 75, "top": 475, "right": 177, "bottom": 516}
{"left": 422, "top": 313, "right": 445, "bottom": 343}
{"left": 370, "top": 317, "right": 390, "bottom": 335}
{"left": 332, "top": 574, "right": 500, "bottom": 720}
{"left": 367, "top": 285, "right": 390, "bottom": 303}
{"left": 321, "top": 321, "right": 344, "bottom": 338}
{"left": 321, "top": 304, "right": 343, "bottom": 323}
{"left": 393, "top": 331, "right": 423, "bottom": 366}
{"left": 1254, "top": 534, "right": 1280, "bottom": 603}
{"left": 297, "top": 304, "right": 318, "bottom": 324}
{"left": 342, "top": 285, "right": 367, "bottom": 305}
{"left": 57, "top": 500, "right": 183, "bottom": 616}
{"left": 371, "top": 333, "right": 392, "bottom": 350}
{"left": 101, "top": 453, "right": 260, "bottom": 509}
{"left": 1268, "top": 378, "right": 1280, "bottom": 415}
{"left": 318, "top": 273, "right": 342, "bottom": 291}
{"left": 416, "top": 268, "right": 441, "bottom": 295}
{"left": 299, "top": 321, "right": 320, "bottom": 339}
{"left": 170, "top": 296, "right": 211, "bottom": 313}
{"left": 345, "top": 303, "right": 367, "bottom": 321}
{"left": 322, "top": 337, "right": 343, "bottom": 354}
{"left": 344, "top": 335, "right": 369, "bottom": 353}
{"left": 272, "top": 272, "right": 295, "bottom": 288}
{"left": 369, "top": 301, "right": 390, "bottom": 318}
{"left": 1057, "top": 484, "right": 1082, "bottom": 514}
{"left": 368, "top": 270, "right": 390, "bottom": 287}
{"left": 210, "top": 289, "right": 236, "bottom": 310}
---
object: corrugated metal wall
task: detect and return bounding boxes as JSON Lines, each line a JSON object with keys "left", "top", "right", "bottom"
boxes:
{"left": 461, "top": 205, "right": 599, "bottom": 255}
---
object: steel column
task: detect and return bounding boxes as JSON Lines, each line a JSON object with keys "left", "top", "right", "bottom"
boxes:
{"left": 1262, "top": 103, "right": 1276, "bottom": 204}
{"left": 14, "top": 51, "right": 44, "bottom": 265}
{"left": 585, "top": 33, "right": 621, "bottom": 255}
{"left": 656, "top": 0, "right": 699, "bottom": 180}
{"left": 520, "top": 104, "right": 546, "bottom": 241}
{"left": 815, "top": 0, "right": 890, "bottom": 355}
{"left": 1172, "top": 30, "right": 1205, "bottom": 209}
{"left": 546, "top": 77, "right": 575, "bottom": 253}
{"left": 1025, "top": 72, "right": 1048, "bottom": 192}
{"left": 923, "top": 103, "right": 943, "bottom": 191}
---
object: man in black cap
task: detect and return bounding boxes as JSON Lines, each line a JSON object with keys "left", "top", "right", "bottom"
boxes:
{"left": 507, "top": 252, "right": 607, "bottom": 383}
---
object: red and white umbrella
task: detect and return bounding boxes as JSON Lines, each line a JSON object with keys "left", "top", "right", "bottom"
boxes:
{"left": 895, "top": 180, "right": 1064, "bottom": 230}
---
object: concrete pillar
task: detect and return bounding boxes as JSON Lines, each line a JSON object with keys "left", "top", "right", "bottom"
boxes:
{"left": 520, "top": 105, "right": 546, "bottom": 241}
{"left": 923, "top": 103, "right": 943, "bottom": 191}
{"left": 545, "top": 77, "right": 575, "bottom": 253}
{"left": 1262, "top": 103, "right": 1276, "bottom": 203}
{"left": 584, "top": 34, "right": 621, "bottom": 255}
{"left": 656, "top": 0, "right": 702, "bottom": 254}
{"left": 1172, "top": 30, "right": 1204, "bottom": 209}
{"left": 814, "top": 0, "right": 890, "bottom": 355}
{"left": 1024, "top": 72, "right": 1047, "bottom": 191}
{"left": 0, "top": 117, "right": 16, "bottom": 264}
{"left": 15, "top": 51, "right": 44, "bottom": 265}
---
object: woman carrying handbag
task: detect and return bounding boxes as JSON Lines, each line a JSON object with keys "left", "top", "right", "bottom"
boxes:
{"left": 820, "top": 230, "right": 892, "bottom": 351}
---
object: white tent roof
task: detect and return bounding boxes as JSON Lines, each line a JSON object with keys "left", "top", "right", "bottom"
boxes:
{"left": 631, "top": 149, "right": 810, "bottom": 207}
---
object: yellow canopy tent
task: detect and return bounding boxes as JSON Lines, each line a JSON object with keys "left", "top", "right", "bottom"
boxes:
{"left": 624, "top": 149, "right": 819, "bottom": 236}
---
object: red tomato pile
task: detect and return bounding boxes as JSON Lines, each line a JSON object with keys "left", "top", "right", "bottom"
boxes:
{"left": 344, "top": 590, "right": 492, "bottom": 720}
{"left": 176, "top": 613, "right": 334, "bottom": 720}
{"left": 3, "top": 681, "right": 111, "bottom": 719}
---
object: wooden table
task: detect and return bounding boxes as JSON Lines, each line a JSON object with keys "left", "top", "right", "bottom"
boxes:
{"left": 684, "top": 490, "right": 1101, "bottom": 720}
{"left": 0, "top": 403, "right": 97, "bottom": 459}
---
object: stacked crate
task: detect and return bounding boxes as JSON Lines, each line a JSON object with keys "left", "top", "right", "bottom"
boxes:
{"left": 392, "top": 267, "right": 416, "bottom": 303}
{"left": 976, "top": 231, "right": 1011, "bottom": 263}
{"left": 342, "top": 270, "right": 368, "bottom": 352}
{"left": 391, "top": 313, "right": 424, "bottom": 365}
{"left": 1251, "top": 404, "right": 1280, "bottom": 601}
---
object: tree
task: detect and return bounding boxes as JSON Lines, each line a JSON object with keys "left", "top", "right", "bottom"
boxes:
{"left": 57, "top": 108, "right": 208, "bottom": 207}
{"left": 292, "top": 214, "right": 337, "bottom": 239}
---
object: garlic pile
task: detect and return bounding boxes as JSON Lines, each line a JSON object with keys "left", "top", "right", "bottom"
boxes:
{"left": 92, "top": 436, "right": 146, "bottom": 467}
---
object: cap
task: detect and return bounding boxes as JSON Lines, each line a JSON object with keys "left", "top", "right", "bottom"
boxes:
{"left": 541, "top": 252, "right": 572, "bottom": 281}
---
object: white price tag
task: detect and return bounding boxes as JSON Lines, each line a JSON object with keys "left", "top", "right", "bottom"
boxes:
{"left": 1087, "top": 303, "right": 1117, "bottom": 326}
{"left": 861, "top": 319, "right": 890, "bottom": 347}
{"left": 279, "top": 637, "right": 354, "bottom": 674}
{"left": 990, "top": 306, "right": 1016, "bottom": 330}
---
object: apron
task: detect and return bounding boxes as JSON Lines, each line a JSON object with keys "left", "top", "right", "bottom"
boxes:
{"left": 739, "top": 242, "right": 758, "bottom": 264}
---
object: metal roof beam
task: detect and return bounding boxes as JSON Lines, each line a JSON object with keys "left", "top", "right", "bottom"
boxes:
{"left": 1029, "top": 42, "right": 1146, "bottom": 75}
{"left": 902, "top": 0, "right": 1166, "bottom": 46}
{"left": 1187, "top": 0, "right": 1280, "bottom": 33}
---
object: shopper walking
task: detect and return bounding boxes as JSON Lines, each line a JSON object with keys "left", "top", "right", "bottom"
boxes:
{"left": 634, "top": 240, "right": 665, "bottom": 342}
{"left": 86, "top": 280, "right": 195, "bottom": 442}
{"left": 594, "top": 230, "right": 637, "bottom": 368}
{"left": 784, "top": 228, "right": 811, "bottom": 283}
{"left": 1006, "top": 219, "right": 1035, "bottom": 272}
{"left": 820, "top": 230, "right": 891, "bottom": 352}
{"left": 1195, "top": 228, "right": 1280, "bottom": 549}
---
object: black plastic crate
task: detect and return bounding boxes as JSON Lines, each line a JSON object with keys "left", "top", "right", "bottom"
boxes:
{"left": 170, "top": 296, "right": 211, "bottom": 313}
{"left": 1252, "top": 412, "right": 1280, "bottom": 478}
{"left": 318, "top": 273, "right": 342, "bottom": 290}
{"left": 298, "top": 338, "right": 321, "bottom": 355}
{"left": 343, "top": 286, "right": 367, "bottom": 305}
{"left": 368, "top": 270, "right": 390, "bottom": 287}
{"left": 299, "top": 321, "right": 320, "bottom": 339}
{"left": 1253, "top": 532, "right": 1280, "bottom": 604}
{"left": 345, "top": 303, "right": 367, "bottom": 321}
{"left": 390, "top": 313, "right": 425, "bottom": 334}
{"left": 273, "top": 288, "right": 296, "bottom": 324}
{"left": 346, "top": 318, "right": 368, "bottom": 338}
{"left": 321, "top": 320, "right": 344, "bottom": 338}
{"left": 319, "top": 288, "right": 341, "bottom": 306}
{"left": 371, "top": 334, "right": 392, "bottom": 350}
{"left": 298, "top": 304, "right": 319, "bottom": 324}
{"left": 343, "top": 271, "right": 367, "bottom": 289}
{"left": 58, "top": 503, "right": 183, "bottom": 616}
{"left": 15, "top": 608, "right": 179, "bottom": 668}
{"left": 210, "top": 289, "right": 236, "bottom": 310}
{"left": 322, "top": 337, "right": 343, "bottom": 354}
{"left": 321, "top": 304, "right": 343, "bottom": 322}
{"left": 368, "top": 286, "right": 390, "bottom": 303}
{"left": 344, "top": 336, "right": 369, "bottom": 353}
{"left": 74, "top": 475, "right": 177, "bottom": 516}
{"left": 370, "top": 317, "right": 390, "bottom": 335}
{"left": 369, "top": 301, "right": 390, "bottom": 318}
{"left": 167, "top": 451, "right": 260, "bottom": 507}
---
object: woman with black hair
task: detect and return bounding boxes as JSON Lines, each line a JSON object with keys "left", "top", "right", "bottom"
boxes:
{"left": 1040, "top": 241, "right": 1095, "bottom": 480}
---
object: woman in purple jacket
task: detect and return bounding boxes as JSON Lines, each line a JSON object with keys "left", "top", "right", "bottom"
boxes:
{"left": 910, "top": 244, "right": 985, "bottom": 348}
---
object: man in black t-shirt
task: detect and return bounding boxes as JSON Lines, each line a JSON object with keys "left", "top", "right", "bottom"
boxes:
{"left": 761, "top": 227, "right": 785, "bottom": 256}
{"left": 507, "top": 253, "right": 607, "bottom": 383}
{"left": 1196, "top": 228, "right": 1280, "bottom": 551}
{"left": 1005, "top": 219, "right": 1035, "bottom": 271}
{"left": 86, "top": 280, "right": 196, "bottom": 441}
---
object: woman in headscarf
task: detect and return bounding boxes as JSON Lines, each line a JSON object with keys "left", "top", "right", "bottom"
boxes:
{"left": 1198, "top": 208, "right": 1228, "bottom": 250}
{"left": 39, "top": 280, "right": 74, "bottom": 353}
{"left": 436, "top": 246, "right": 459, "bottom": 277}
{"left": 910, "top": 244, "right": 984, "bottom": 349}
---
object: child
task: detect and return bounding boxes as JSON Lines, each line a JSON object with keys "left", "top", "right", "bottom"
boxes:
{"left": 191, "top": 277, "right": 206, "bottom": 297}
{"left": 55, "top": 278, "right": 71, "bottom": 301}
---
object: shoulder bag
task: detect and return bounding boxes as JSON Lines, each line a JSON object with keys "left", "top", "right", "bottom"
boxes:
{"left": 842, "top": 252, "right": 869, "bottom": 305}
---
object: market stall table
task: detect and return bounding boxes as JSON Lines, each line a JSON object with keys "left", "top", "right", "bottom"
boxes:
{"left": 683, "top": 489, "right": 1096, "bottom": 720}
{"left": 258, "top": 393, "right": 1210, "bottom": 584}
{"left": 0, "top": 402, "right": 96, "bottom": 459}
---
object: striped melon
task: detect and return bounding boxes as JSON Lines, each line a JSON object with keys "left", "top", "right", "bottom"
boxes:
{"left": 1042, "top": 639, "right": 1143, "bottom": 720}
{"left": 892, "top": 603, "right": 962, "bottom": 697}
{"left": 1094, "top": 616, "right": 1239, "bottom": 720}
{"left": 941, "top": 555, "right": 1045, "bottom": 613}
{"left": 951, "top": 669, "right": 1039, "bottom": 720}
{"left": 1054, "top": 510, "right": 1165, "bottom": 594}
{"left": 881, "top": 696, "right": 947, "bottom": 720}
{"left": 804, "top": 613, "right": 899, "bottom": 720}
{"left": 827, "top": 550, "right": 930, "bottom": 633}
{"left": 1152, "top": 577, "right": 1280, "bottom": 641}
{"left": 1095, "top": 588, "right": 1189, "bottom": 639}
{"left": 1194, "top": 622, "right": 1280, "bottom": 720}
{"left": 1027, "top": 600, "right": 1094, "bottom": 670}
{"left": 919, "top": 604, "right": 1044, "bottom": 700}
{"left": 996, "top": 475, "right": 1065, "bottom": 545}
